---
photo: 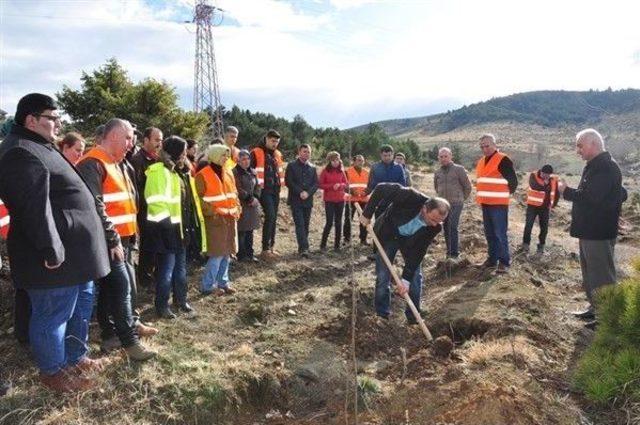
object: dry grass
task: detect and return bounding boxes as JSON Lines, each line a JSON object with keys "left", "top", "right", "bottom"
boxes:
{"left": 461, "top": 335, "right": 543, "bottom": 369}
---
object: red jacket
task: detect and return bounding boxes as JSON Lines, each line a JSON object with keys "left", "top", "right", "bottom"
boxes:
{"left": 319, "top": 167, "right": 348, "bottom": 203}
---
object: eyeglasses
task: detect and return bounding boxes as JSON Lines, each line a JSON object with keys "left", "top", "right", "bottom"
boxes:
{"left": 36, "top": 114, "right": 62, "bottom": 124}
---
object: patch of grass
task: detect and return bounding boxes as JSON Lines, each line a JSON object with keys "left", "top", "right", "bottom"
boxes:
{"left": 574, "top": 279, "right": 640, "bottom": 405}
{"left": 462, "top": 336, "right": 542, "bottom": 368}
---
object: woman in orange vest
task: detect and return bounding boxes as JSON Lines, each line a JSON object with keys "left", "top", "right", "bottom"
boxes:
{"left": 519, "top": 164, "right": 559, "bottom": 255}
{"left": 343, "top": 154, "right": 370, "bottom": 246}
{"left": 196, "top": 144, "right": 241, "bottom": 296}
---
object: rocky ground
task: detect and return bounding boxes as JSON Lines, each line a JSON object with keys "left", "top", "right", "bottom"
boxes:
{"left": 0, "top": 169, "right": 637, "bottom": 425}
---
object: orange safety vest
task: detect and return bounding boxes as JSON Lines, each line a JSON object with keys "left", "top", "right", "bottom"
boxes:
{"left": 0, "top": 198, "right": 9, "bottom": 240}
{"left": 197, "top": 166, "right": 240, "bottom": 217}
{"left": 475, "top": 151, "right": 510, "bottom": 205}
{"left": 79, "top": 147, "right": 138, "bottom": 237}
{"left": 526, "top": 172, "right": 557, "bottom": 208}
{"left": 252, "top": 147, "right": 285, "bottom": 188}
{"left": 345, "top": 166, "right": 370, "bottom": 203}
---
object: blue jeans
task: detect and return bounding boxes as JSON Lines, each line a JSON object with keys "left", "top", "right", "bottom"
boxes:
{"left": 27, "top": 281, "right": 94, "bottom": 375}
{"left": 374, "top": 240, "right": 423, "bottom": 320}
{"left": 201, "top": 255, "right": 230, "bottom": 292}
{"left": 482, "top": 205, "right": 510, "bottom": 266}
{"left": 443, "top": 203, "right": 464, "bottom": 257}
{"left": 155, "top": 245, "right": 188, "bottom": 312}
{"left": 291, "top": 205, "right": 312, "bottom": 252}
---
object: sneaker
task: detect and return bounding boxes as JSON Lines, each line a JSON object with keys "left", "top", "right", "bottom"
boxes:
{"left": 125, "top": 343, "right": 157, "bottom": 361}
{"left": 496, "top": 263, "right": 510, "bottom": 274}
{"left": 40, "top": 370, "right": 94, "bottom": 393}
{"left": 572, "top": 308, "right": 595, "bottom": 320}
{"left": 157, "top": 308, "right": 177, "bottom": 320}
{"left": 137, "top": 323, "right": 159, "bottom": 338}
{"left": 100, "top": 336, "right": 122, "bottom": 353}
{"left": 74, "top": 357, "right": 111, "bottom": 374}
{"left": 178, "top": 303, "right": 194, "bottom": 313}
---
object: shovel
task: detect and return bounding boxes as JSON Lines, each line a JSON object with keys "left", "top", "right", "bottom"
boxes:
{"left": 354, "top": 203, "right": 433, "bottom": 342}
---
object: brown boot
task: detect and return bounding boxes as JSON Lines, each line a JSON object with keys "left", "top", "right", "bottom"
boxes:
{"left": 40, "top": 370, "right": 94, "bottom": 393}
{"left": 223, "top": 287, "right": 237, "bottom": 295}
{"left": 213, "top": 288, "right": 226, "bottom": 297}
{"left": 74, "top": 357, "right": 111, "bottom": 374}
{"left": 125, "top": 343, "right": 157, "bottom": 361}
{"left": 137, "top": 323, "right": 159, "bottom": 338}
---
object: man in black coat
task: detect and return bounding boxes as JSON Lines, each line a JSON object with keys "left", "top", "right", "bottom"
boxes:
{"left": 0, "top": 93, "right": 110, "bottom": 392}
{"left": 285, "top": 144, "right": 319, "bottom": 257}
{"left": 558, "top": 128, "right": 627, "bottom": 329}
{"left": 360, "top": 183, "right": 449, "bottom": 323}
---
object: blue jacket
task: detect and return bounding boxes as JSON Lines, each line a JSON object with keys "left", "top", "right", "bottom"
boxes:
{"left": 366, "top": 161, "right": 407, "bottom": 194}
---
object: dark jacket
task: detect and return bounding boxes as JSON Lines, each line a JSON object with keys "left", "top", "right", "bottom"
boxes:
{"left": 362, "top": 183, "right": 441, "bottom": 281}
{"left": 233, "top": 164, "right": 262, "bottom": 231}
{"left": 366, "top": 161, "right": 407, "bottom": 194}
{"left": 528, "top": 171, "right": 560, "bottom": 209}
{"left": 285, "top": 159, "right": 319, "bottom": 208}
{"left": 130, "top": 147, "right": 158, "bottom": 227}
{"left": 0, "top": 125, "right": 110, "bottom": 288}
{"left": 563, "top": 151, "right": 627, "bottom": 240}
{"left": 250, "top": 140, "right": 281, "bottom": 193}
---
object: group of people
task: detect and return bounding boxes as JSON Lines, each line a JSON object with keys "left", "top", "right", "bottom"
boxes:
{"left": 0, "top": 92, "right": 627, "bottom": 395}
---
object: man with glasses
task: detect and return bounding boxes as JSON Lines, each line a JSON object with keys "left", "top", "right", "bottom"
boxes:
{"left": 0, "top": 93, "right": 110, "bottom": 392}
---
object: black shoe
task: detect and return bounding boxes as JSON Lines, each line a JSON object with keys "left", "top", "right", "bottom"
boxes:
{"left": 477, "top": 259, "right": 497, "bottom": 268}
{"left": 299, "top": 250, "right": 310, "bottom": 259}
{"left": 157, "top": 308, "right": 176, "bottom": 320}
{"left": 367, "top": 253, "right": 376, "bottom": 261}
{"left": 572, "top": 309, "right": 595, "bottom": 320}
{"left": 250, "top": 256, "right": 259, "bottom": 263}
{"left": 319, "top": 245, "right": 327, "bottom": 252}
{"left": 0, "top": 380, "right": 11, "bottom": 397}
{"left": 333, "top": 246, "right": 341, "bottom": 252}
{"left": 178, "top": 303, "right": 194, "bottom": 313}
{"left": 584, "top": 320, "right": 598, "bottom": 330}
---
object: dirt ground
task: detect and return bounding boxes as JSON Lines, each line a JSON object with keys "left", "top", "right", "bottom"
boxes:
{"left": 0, "top": 168, "right": 637, "bottom": 425}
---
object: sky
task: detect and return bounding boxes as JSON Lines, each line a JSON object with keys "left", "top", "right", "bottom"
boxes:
{"left": 1, "top": 0, "right": 639, "bottom": 129}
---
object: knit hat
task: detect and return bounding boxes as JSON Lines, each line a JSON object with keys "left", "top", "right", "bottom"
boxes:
{"left": 540, "top": 164, "right": 553, "bottom": 174}
{"left": 162, "top": 136, "right": 187, "bottom": 162}
{"left": 207, "top": 144, "right": 230, "bottom": 166}
{"left": 15, "top": 93, "right": 57, "bottom": 125}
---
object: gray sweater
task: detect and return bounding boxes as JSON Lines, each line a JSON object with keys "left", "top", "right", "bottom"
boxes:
{"left": 434, "top": 163, "right": 472, "bottom": 205}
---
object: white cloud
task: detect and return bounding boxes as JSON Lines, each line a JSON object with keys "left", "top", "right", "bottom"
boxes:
{"left": 1, "top": 0, "right": 640, "bottom": 129}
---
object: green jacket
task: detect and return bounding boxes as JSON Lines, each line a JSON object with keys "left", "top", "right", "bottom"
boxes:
{"left": 143, "top": 160, "right": 207, "bottom": 253}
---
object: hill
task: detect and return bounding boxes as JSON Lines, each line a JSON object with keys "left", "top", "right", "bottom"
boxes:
{"left": 352, "top": 89, "right": 640, "bottom": 175}
{"left": 354, "top": 89, "right": 640, "bottom": 136}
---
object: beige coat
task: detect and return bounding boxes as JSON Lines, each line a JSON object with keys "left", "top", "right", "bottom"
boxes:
{"left": 195, "top": 169, "right": 238, "bottom": 257}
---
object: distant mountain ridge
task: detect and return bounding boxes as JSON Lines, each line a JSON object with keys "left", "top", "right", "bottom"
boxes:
{"left": 354, "top": 89, "right": 640, "bottom": 136}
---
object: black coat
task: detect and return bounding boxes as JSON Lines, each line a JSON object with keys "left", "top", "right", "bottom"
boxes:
{"left": 233, "top": 165, "right": 262, "bottom": 232}
{"left": 362, "top": 183, "right": 441, "bottom": 281}
{"left": 284, "top": 159, "right": 318, "bottom": 208}
{"left": 564, "top": 151, "right": 627, "bottom": 240}
{"left": 0, "top": 125, "right": 110, "bottom": 289}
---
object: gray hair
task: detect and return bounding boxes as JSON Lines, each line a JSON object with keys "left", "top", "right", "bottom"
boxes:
{"left": 479, "top": 133, "right": 496, "bottom": 144}
{"left": 576, "top": 128, "right": 605, "bottom": 150}
{"left": 425, "top": 196, "right": 451, "bottom": 215}
{"left": 438, "top": 147, "right": 452, "bottom": 155}
{"left": 103, "top": 118, "right": 132, "bottom": 138}
{"left": 226, "top": 125, "right": 239, "bottom": 135}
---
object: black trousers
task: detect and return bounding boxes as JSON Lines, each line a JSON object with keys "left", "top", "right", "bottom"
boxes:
{"left": 321, "top": 201, "right": 345, "bottom": 249}
{"left": 522, "top": 205, "right": 550, "bottom": 246}
{"left": 343, "top": 202, "right": 367, "bottom": 243}
{"left": 14, "top": 288, "right": 30, "bottom": 344}
{"left": 260, "top": 191, "right": 280, "bottom": 251}
{"left": 237, "top": 230, "right": 255, "bottom": 259}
